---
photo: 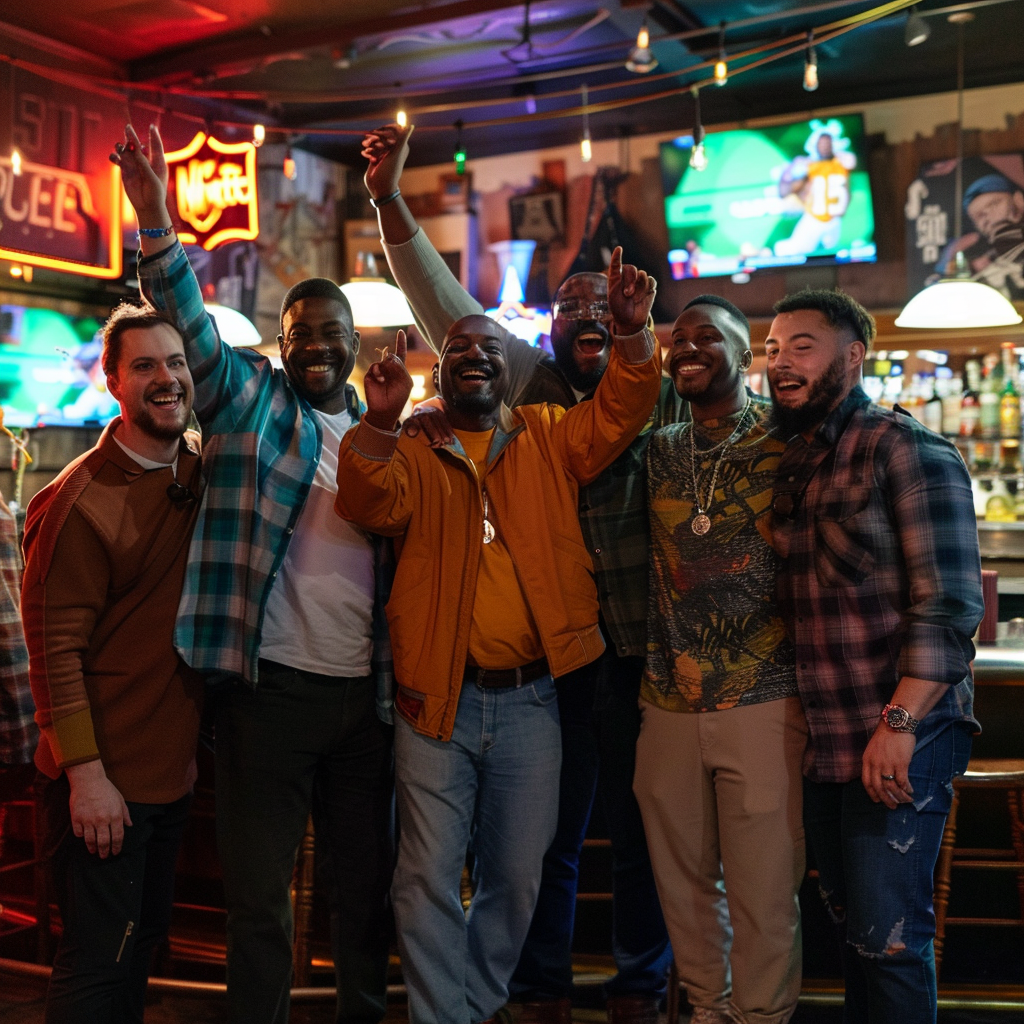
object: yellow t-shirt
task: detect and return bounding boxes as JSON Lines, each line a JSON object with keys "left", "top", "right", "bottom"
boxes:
{"left": 454, "top": 428, "right": 544, "bottom": 670}
{"left": 804, "top": 158, "right": 851, "bottom": 222}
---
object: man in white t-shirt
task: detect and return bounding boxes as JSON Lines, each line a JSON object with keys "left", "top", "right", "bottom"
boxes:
{"left": 113, "top": 125, "right": 393, "bottom": 1024}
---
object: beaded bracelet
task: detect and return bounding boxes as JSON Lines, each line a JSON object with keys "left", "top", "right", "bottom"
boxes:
{"left": 138, "top": 226, "right": 175, "bottom": 238}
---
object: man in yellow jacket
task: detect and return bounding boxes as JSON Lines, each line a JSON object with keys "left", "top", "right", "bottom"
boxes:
{"left": 335, "top": 247, "right": 660, "bottom": 1024}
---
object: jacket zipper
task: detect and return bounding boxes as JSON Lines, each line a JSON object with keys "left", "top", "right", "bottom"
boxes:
{"left": 115, "top": 921, "right": 134, "bottom": 962}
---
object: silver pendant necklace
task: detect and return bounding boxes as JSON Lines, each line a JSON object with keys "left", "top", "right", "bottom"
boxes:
{"left": 482, "top": 491, "right": 495, "bottom": 544}
{"left": 688, "top": 399, "right": 752, "bottom": 536}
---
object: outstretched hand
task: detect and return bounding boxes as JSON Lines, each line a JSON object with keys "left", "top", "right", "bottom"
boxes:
{"left": 364, "top": 329, "right": 413, "bottom": 431}
{"left": 607, "top": 246, "right": 656, "bottom": 335}
{"left": 109, "top": 124, "right": 171, "bottom": 229}
{"left": 361, "top": 123, "right": 414, "bottom": 201}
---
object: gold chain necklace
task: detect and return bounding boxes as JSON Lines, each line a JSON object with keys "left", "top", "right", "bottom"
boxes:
{"left": 687, "top": 399, "right": 752, "bottom": 536}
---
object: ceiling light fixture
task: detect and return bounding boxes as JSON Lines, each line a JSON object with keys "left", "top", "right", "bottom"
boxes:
{"left": 896, "top": 12, "right": 1021, "bottom": 330}
{"left": 580, "top": 84, "right": 592, "bottom": 163}
{"left": 905, "top": 5, "right": 931, "bottom": 46}
{"left": 252, "top": 123, "right": 266, "bottom": 147}
{"left": 626, "top": 15, "right": 658, "bottom": 74}
{"left": 714, "top": 22, "right": 728, "bottom": 86}
{"left": 10, "top": 147, "right": 22, "bottom": 176}
{"left": 340, "top": 252, "right": 414, "bottom": 328}
{"left": 689, "top": 86, "right": 707, "bottom": 172}
{"left": 283, "top": 146, "right": 297, "bottom": 181}
{"left": 803, "top": 30, "right": 819, "bottom": 91}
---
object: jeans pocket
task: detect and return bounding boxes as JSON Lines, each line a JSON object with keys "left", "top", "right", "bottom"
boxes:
{"left": 527, "top": 674, "right": 558, "bottom": 707}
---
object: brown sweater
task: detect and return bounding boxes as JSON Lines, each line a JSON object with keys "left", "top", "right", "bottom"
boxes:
{"left": 22, "top": 420, "right": 204, "bottom": 804}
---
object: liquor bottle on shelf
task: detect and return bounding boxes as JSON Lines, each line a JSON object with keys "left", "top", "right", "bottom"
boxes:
{"left": 923, "top": 375, "right": 944, "bottom": 434}
{"left": 960, "top": 360, "right": 982, "bottom": 438}
{"left": 986, "top": 475, "right": 1016, "bottom": 522}
{"left": 980, "top": 353, "right": 1003, "bottom": 440}
{"left": 942, "top": 373, "right": 963, "bottom": 436}
{"left": 1001, "top": 374, "right": 1021, "bottom": 441}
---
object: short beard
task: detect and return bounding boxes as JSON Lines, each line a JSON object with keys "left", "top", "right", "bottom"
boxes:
{"left": 551, "top": 322, "right": 610, "bottom": 394}
{"left": 133, "top": 407, "right": 188, "bottom": 443}
{"left": 769, "top": 354, "right": 848, "bottom": 438}
{"left": 448, "top": 389, "right": 501, "bottom": 416}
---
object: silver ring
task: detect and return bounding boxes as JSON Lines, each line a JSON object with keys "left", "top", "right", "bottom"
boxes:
{"left": 880, "top": 773, "right": 896, "bottom": 781}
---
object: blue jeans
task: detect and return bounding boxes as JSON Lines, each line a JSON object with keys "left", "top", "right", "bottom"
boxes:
{"left": 803, "top": 724, "right": 972, "bottom": 1024}
{"left": 509, "top": 652, "right": 672, "bottom": 1002}
{"left": 393, "top": 674, "right": 561, "bottom": 1024}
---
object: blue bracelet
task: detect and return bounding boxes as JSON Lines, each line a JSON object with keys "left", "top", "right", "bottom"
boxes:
{"left": 138, "top": 226, "right": 175, "bottom": 238}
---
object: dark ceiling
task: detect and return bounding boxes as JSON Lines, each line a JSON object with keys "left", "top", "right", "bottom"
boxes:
{"left": 4, "top": 0, "right": 1024, "bottom": 168}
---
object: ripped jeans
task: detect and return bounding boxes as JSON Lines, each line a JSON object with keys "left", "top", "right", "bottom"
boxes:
{"left": 803, "top": 724, "right": 972, "bottom": 1024}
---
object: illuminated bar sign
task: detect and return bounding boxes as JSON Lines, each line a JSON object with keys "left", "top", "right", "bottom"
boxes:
{"left": 165, "top": 132, "right": 259, "bottom": 250}
{"left": 0, "top": 152, "right": 123, "bottom": 279}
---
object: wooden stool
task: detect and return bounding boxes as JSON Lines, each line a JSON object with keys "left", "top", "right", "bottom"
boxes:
{"left": 933, "top": 758, "right": 1024, "bottom": 977}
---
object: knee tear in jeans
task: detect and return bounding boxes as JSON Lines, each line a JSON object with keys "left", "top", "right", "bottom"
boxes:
{"left": 817, "top": 883, "right": 845, "bottom": 924}
{"left": 888, "top": 834, "right": 916, "bottom": 854}
{"left": 850, "top": 918, "right": 907, "bottom": 959}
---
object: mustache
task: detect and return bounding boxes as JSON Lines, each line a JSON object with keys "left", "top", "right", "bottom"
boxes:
{"left": 145, "top": 384, "right": 186, "bottom": 398}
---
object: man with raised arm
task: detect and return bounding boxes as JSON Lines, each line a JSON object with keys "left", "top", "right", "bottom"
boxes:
{"left": 112, "top": 125, "right": 393, "bottom": 1024}
{"left": 22, "top": 302, "right": 203, "bottom": 1023}
{"left": 335, "top": 249, "right": 661, "bottom": 1024}
{"left": 362, "top": 122, "right": 673, "bottom": 1024}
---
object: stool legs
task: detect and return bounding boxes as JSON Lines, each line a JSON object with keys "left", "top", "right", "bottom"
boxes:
{"left": 933, "top": 790, "right": 960, "bottom": 979}
{"left": 1008, "top": 789, "right": 1024, "bottom": 918}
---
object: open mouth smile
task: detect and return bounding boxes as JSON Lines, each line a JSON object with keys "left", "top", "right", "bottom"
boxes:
{"left": 575, "top": 332, "right": 607, "bottom": 357}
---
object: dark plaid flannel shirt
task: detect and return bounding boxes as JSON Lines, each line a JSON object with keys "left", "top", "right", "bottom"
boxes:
{"left": 772, "top": 386, "right": 983, "bottom": 784}
{"left": 0, "top": 495, "right": 35, "bottom": 765}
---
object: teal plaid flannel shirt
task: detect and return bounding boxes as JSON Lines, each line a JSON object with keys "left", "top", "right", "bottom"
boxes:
{"left": 138, "top": 242, "right": 393, "bottom": 721}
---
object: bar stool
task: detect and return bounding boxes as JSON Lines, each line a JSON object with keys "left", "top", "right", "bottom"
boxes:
{"left": 933, "top": 758, "right": 1024, "bottom": 977}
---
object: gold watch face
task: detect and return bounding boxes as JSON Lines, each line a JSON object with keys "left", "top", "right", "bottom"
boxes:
{"left": 886, "top": 706, "right": 910, "bottom": 729}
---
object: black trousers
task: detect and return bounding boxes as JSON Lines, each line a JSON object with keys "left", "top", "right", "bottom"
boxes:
{"left": 41, "top": 772, "right": 192, "bottom": 1024}
{"left": 215, "top": 661, "right": 395, "bottom": 1024}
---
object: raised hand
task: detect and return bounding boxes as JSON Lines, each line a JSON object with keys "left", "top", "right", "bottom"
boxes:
{"left": 607, "top": 246, "right": 656, "bottom": 335}
{"left": 361, "top": 123, "right": 414, "bottom": 202}
{"left": 364, "top": 329, "right": 414, "bottom": 431}
{"left": 109, "top": 124, "right": 171, "bottom": 230}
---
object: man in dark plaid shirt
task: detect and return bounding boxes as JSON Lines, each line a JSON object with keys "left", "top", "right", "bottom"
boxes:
{"left": 766, "top": 288, "right": 983, "bottom": 1024}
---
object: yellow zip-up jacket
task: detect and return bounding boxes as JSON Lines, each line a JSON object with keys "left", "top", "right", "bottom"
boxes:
{"left": 336, "top": 329, "right": 662, "bottom": 742}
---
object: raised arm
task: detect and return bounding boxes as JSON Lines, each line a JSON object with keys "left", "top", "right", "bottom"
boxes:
{"left": 112, "top": 124, "right": 266, "bottom": 434}
{"left": 554, "top": 248, "right": 662, "bottom": 484}
{"left": 362, "top": 124, "right": 543, "bottom": 403}
{"left": 335, "top": 330, "right": 417, "bottom": 536}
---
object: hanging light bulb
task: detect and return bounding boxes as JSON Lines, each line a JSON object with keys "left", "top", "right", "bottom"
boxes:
{"left": 11, "top": 147, "right": 22, "bottom": 176}
{"left": 252, "top": 123, "right": 266, "bottom": 147}
{"left": 803, "top": 31, "right": 819, "bottom": 92}
{"left": 689, "top": 87, "right": 708, "bottom": 172}
{"left": 905, "top": 5, "right": 931, "bottom": 46}
{"left": 454, "top": 119, "right": 467, "bottom": 176}
{"left": 283, "top": 147, "right": 297, "bottom": 181}
{"left": 714, "top": 22, "right": 728, "bottom": 86}
{"left": 580, "top": 84, "right": 592, "bottom": 163}
{"left": 626, "top": 15, "right": 658, "bottom": 74}
{"left": 396, "top": 108, "right": 408, "bottom": 128}
{"left": 525, "top": 85, "right": 537, "bottom": 115}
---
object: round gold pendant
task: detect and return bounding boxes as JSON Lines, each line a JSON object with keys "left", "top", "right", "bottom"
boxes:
{"left": 691, "top": 513, "right": 711, "bottom": 536}
{"left": 483, "top": 519, "right": 495, "bottom": 544}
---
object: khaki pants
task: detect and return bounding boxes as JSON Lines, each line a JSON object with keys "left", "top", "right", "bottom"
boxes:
{"left": 634, "top": 696, "right": 807, "bottom": 1024}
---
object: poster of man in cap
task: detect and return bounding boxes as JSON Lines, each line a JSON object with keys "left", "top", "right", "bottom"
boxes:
{"left": 905, "top": 153, "right": 1024, "bottom": 300}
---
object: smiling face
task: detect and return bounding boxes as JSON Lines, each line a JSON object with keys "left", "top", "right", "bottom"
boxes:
{"left": 278, "top": 296, "right": 359, "bottom": 412}
{"left": 550, "top": 273, "right": 612, "bottom": 394}
{"left": 765, "top": 309, "right": 864, "bottom": 437}
{"left": 816, "top": 132, "right": 835, "bottom": 160}
{"left": 106, "top": 323, "right": 194, "bottom": 444}
{"left": 667, "top": 304, "right": 751, "bottom": 419}
{"left": 966, "top": 189, "right": 1024, "bottom": 242}
{"left": 437, "top": 315, "right": 510, "bottom": 429}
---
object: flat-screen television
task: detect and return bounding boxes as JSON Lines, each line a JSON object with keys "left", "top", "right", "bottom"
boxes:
{"left": 660, "top": 114, "right": 877, "bottom": 280}
{"left": 0, "top": 304, "right": 117, "bottom": 428}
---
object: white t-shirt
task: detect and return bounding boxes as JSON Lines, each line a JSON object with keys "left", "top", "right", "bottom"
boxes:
{"left": 259, "top": 408, "right": 375, "bottom": 676}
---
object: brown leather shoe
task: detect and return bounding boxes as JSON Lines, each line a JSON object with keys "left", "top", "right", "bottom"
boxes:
{"left": 517, "top": 998, "right": 573, "bottom": 1024}
{"left": 606, "top": 994, "right": 660, "bottom": 1024}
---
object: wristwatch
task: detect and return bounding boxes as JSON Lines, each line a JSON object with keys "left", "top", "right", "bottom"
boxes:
{"left": 881, "top": 703, "right": 919, "bottom": 734}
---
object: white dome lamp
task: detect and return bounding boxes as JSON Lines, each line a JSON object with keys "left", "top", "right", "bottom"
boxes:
{"left": 339, "top": 252, "right": 414, "bottom": 328}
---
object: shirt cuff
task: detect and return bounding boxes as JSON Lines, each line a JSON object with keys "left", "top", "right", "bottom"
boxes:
{"left": 49, "top": 708, "right": 100, "bottom": 769}
{"left": 896, "top": 622, "right": 975, "bottom": 686}
{"left": 137, "top": 238, "right": 184, "bottom": 271}
{"left": 613, "top": 326, "right": 657, "bottom": 365}
{"left": 351, "top": 419, "right": 402, "bottom": 462}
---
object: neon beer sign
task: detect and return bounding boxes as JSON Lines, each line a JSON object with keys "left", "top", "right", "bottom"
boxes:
{"left": 164, "top": 132, "right": 259, "bottom": 250}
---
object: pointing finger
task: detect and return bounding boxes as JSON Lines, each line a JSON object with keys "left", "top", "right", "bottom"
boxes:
{"left": 395, "top": 329, "right": 407, "bottom": 364}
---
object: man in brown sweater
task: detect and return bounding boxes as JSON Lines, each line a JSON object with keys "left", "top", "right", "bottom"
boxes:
{"left": 21, "top": 302, "right": 204, "bottom": 1024}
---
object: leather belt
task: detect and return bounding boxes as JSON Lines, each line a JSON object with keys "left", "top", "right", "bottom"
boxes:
{"left": 466, "top": 657, "right": 550, "bottom": 689}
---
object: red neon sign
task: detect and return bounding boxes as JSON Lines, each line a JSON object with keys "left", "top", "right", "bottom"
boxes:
{"left": 164, "top": 132, "right": 259, "bottom": 251}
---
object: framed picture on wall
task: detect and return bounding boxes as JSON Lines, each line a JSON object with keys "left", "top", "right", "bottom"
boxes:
{"left": 439, "top": 172, "right": 473, "bottom": 213}
{"left": 510, "top": 191, "right": 566, "bottom": 245}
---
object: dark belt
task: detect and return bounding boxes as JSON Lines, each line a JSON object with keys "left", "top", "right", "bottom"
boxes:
{"left": 466, "top": 656, "right": 550, "bottom": 689}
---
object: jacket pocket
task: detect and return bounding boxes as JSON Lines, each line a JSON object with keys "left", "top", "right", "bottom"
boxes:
{"left": 814, "top": 486, "right": 875, "bottom": 588}
{"left": 395, "top": 686, "right": 426, "bottom": 725}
